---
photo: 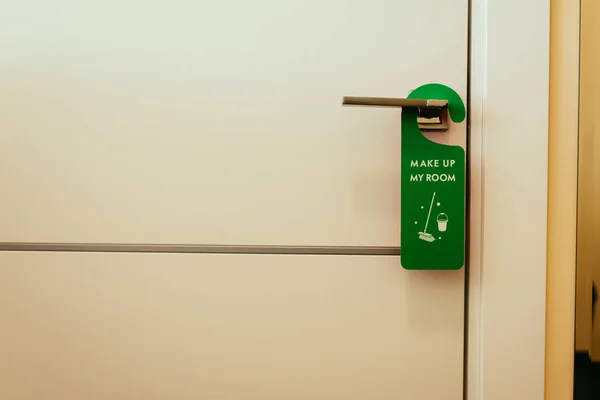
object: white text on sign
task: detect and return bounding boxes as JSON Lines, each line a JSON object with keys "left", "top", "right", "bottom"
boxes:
{"left": 410, "top": 159, "right": 455, "bottom": 168}
{"left": 409, "top": 159, "right": 456, "bottom": 182}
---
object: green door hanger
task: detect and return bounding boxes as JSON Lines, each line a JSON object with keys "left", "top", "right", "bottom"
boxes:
{"left": 343, "top": 83, "right": 467, "bottom": 270}
{"left": 400, "top": 84, "right": 466, "bottom": 270}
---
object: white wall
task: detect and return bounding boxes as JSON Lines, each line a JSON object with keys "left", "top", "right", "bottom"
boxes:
{"left": 468, "top": 0, "right": 550, "bottom": 399}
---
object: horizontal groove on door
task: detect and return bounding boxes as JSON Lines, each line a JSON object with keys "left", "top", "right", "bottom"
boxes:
{"left": 0, "top": 243, "right": 401, "bottom": 256}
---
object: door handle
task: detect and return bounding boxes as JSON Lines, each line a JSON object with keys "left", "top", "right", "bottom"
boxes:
{"left": 342, "top": 96, "right": 449, "bottom": 131}
{"left": 341, "top": 84, "right": 466, "bottom": 271}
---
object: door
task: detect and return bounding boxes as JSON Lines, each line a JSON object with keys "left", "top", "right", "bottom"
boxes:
{"left": 0, "top": 1, "right": 468, "bottom": 399}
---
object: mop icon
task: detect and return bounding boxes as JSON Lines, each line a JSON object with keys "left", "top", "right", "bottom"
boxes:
{"left": 418, "top": 192, "right": 437, "bottom": 242}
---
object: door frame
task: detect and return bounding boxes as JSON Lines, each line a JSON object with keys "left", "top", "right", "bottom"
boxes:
{"left": 467, "top": 0, "right": 551, "bottom": 399}
{"left": 544, "top": 0, "right": 581, "bottom": 398}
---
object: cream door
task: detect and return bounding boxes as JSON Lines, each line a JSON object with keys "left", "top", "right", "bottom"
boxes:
{"left": 0, "top": 1, "right": 468, "bottom": 399}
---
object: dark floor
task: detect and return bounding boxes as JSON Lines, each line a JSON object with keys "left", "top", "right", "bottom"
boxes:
{"left": 574, "top": 352, "right": 600, "bottom": 399}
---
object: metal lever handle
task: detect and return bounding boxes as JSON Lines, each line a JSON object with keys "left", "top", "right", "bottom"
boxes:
{"left": 342, "top": 96, "right": 448, "bottom": 109}
{"left": 342, "top": 96, "right": 450, "bottom": 131}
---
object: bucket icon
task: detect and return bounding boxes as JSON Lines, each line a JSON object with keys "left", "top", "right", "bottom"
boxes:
{"left": 437, "top": 213, "right": 448, "bottom": 232}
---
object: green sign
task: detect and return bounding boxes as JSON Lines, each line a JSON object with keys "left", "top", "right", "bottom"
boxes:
{"left": 401, "top": 84, "right": 466, "bottom": 270}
